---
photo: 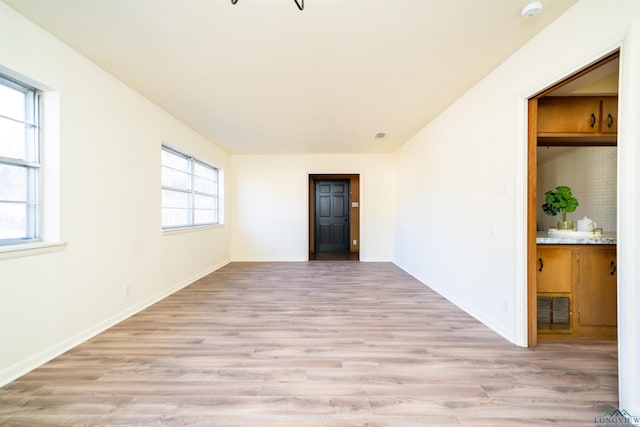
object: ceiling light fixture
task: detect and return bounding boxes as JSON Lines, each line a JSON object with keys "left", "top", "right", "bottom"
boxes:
{"left": 231, "top": 0, "right": 304, "bottom": 11}
{"left": 521, "top": 1, "right": 543, "bottom": 19}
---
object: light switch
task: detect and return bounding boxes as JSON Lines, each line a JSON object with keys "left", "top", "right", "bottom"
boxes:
{"left": 352, "top": 202, "right": 359, "bottom": 208}
{"left": 500, "top": 179, "right": 511, "bottom": 195}
{"left": 489, "top": 223, "right": 497, "bottom": 236}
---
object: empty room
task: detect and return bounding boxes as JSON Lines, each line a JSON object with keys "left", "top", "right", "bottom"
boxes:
{"left": 1, "top": 0, "right": 639, "bottom": 425}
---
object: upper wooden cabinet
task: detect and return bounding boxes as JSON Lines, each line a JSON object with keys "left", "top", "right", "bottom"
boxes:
{"left": 537, "top": 96, "right": 618, "bottom": 142}
{"left": 600, "top": 96, "right": 618, "bottom": 134}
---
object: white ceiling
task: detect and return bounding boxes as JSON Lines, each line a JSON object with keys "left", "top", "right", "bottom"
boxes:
{"left": 3, "top": 0, "right": 577, "bottom": 154}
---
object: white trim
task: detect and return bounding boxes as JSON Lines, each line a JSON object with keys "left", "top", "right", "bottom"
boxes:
{"left": 162, "top": 223, "right": 225, "bottom": 236}
{"left": 513, "top": 96, "right": 529, "bottom": 347}
{"left": 0, "top": 258, "right": 230, "bottom": 387}
{"left": 0, "top": 241, "right": 66, "bottom": 260}
{"left": 617, "top": 21, "right": 640, "bottom": 417}
{"left": 394, "top": 260, "right": 514, "bottom": 343}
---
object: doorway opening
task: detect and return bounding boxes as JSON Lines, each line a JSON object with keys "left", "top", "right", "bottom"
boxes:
{"left": 308, "top": 174, "right": 360, "bottom": 261}
{"left": 527, "top": 51, "right": 619, "bottom": 347}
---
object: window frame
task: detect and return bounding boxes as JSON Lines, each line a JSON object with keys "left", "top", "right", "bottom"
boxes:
{"left": 161, "top": 145, "right": 219, "bottom": 230}
{"left": 0, "top": 73, "right": 42, "bottom": 246}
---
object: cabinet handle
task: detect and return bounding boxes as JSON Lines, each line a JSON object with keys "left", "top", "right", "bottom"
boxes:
{"left": 610, "top": 260, "right": 616, "bottom": 276}
{"left": 590, "top": 113, "right": 597, "bottom": 128}
{"left": 607, "top": 113, "right": 614, "bottom": 128}
{"left": 538, "top": 257, "right": 543, "bottom": 272}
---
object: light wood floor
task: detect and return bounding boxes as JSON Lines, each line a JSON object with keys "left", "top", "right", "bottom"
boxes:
{"left": 0, "top": 262, "right": 618, "bottom": 426}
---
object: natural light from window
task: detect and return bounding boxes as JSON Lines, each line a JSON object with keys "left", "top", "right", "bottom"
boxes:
{"left": 0, "top": 74, "right": 40, "bottom": 244}
{"left": 161, "top": 145, "right": 219, "bottom": 229}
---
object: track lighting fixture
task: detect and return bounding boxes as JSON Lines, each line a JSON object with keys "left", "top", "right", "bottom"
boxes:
{"left": 231, "top": 0, "right": 304, "bottom": 11}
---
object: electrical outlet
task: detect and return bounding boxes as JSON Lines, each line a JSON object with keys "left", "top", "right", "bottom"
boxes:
{"left": 123, "top": 284, "right": 130, "bottom": 298}
{"left": 353, "top": 240, "right": 357, "bottom": 245}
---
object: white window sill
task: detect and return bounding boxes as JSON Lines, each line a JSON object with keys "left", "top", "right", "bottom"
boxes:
{"left": 0, "top": 241, "right": 67, "bottom": 260}
{"left": 162, "top": 223, "right": 225, "bottom": 236}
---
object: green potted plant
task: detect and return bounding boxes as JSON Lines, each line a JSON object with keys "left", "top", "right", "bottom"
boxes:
{"left": 542, "top": 185, "right": 579, "bottom": 230}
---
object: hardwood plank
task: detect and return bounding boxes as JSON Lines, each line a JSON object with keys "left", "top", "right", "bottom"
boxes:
{"left": 0, "top": 262, "right": 618, "bottom": 426}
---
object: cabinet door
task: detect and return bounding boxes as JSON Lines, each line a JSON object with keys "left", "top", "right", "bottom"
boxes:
{"left": 537, "top": 97, "right": 601, "bottom": 134}
{"left": 537, "top": 246, "right": 572, "bottom": 293}
{"left": 601, "top": 96, "right": 618, "bottom": 134}
{"left": 577, "top": 246, "right": 617, "bottom": 326}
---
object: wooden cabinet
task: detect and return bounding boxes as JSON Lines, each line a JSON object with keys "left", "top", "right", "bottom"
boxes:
{"left": 536, "top": 244, "right": 616, "bottom": 339}
{"left": 601, "top": 97, "right": 618, "bottom": 134}
{"left": 537, "top": 96, "right": 618, "bottom": 143}
{"left": 577, "top": 246, "right": 617, "bottom": 326}
{"left": 537, "top": 247, "right": 572, "bottom": 293}
{"left": 537, "top": 97, "right": 602, "bottom": 134}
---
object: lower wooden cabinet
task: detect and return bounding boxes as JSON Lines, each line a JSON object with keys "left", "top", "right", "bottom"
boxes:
{"left": 536, "top": 244, "right": 616, "bottom": 340}
{"left": 577, "top": 246, "right": 617, "bottom": 326}
{"left": 537, "top": 247, "right": 572, "bottom": 293}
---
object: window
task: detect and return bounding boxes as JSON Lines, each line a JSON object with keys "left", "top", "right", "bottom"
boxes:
{"left": 0, "top": 74, "right": 41, "bottom": 245}
{"left": 161, "top": 145, "right": 219, "bottom": 229}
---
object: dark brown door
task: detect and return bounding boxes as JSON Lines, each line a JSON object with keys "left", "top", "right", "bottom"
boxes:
{"left": 315, "top": 180, "right": 350, "bottom": 253}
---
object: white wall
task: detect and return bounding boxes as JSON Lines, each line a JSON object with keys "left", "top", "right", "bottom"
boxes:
{"left": 0, "top": 2, "right": 230, "bottom": 386}
{"left": 537, "top": 147, "right": 617, "bottom": 232}
{"left": 2, "top": 0, "right": 640, "bottom": 414}
{"left": 393, "top": 0, "right": 640, "bottom": 414}
{"left": 231, "top": 154, "right": 394, "bottom": 262}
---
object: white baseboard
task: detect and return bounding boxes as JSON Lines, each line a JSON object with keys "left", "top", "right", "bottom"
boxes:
{"left": 0, "top": 258, "right": 230, "bottom": 387}
{"left": 393, "top": 260, "right": 515, "bottom": 344}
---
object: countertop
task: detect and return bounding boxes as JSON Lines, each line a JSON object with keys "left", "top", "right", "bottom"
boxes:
{"left": 536, "top": 231, "right": 617, "bottom": 245}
